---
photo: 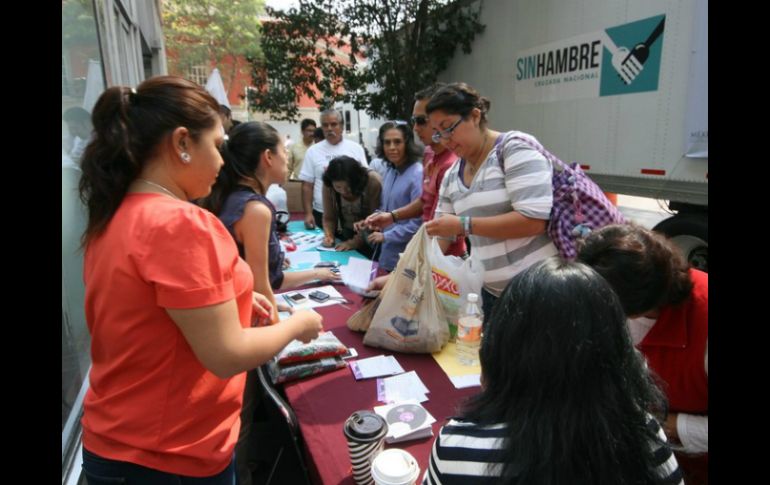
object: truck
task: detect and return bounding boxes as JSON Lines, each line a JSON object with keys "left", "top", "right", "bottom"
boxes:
{"left": 438, "top": 0, "right": 708, "bottom": 271}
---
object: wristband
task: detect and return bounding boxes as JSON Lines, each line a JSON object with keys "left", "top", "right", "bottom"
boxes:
{"left": 391, "top": 210, "right": 399, "bottom": 222}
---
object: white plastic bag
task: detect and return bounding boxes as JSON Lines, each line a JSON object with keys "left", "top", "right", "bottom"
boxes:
{"left": 428, "top": 237, "right": 484, "bottom": 339}
{"left": 363, "top": 226, "right": 449, "bottom": 353}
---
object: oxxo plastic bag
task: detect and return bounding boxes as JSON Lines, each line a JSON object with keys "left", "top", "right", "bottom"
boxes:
{"left": 428, "top": 238, "right": 484, "bottom": 339}
{"left": 363, "top": 226, "right": 449, "bottom": 353}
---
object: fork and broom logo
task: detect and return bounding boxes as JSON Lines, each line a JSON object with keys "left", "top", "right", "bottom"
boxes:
{"left": 514, "top": 15, "right": 665, "bottom": 102}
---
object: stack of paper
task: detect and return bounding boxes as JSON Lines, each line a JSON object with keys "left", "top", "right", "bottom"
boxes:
{"left": 431, "top": 342, "right": 481, "bottom": 389}
{"left": 374, "top": 400, "right": 436, "bottom": 444}
{"left": 349, "top": 355, "right": 405, "bottom": 380}
{"left": 377, "top": 371, "right": 429, "bottom": 403}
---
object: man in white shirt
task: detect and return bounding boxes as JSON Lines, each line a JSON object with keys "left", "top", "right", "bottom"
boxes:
{"left": 299, "top": 109, "right": 367, "bottom": 229}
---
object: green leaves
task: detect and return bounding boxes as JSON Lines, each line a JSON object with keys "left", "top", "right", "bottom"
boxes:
{"left": 250, "top": 0, "right": 485, "bottom": 121}
{"left": 163, "top": 0, "right": 264, "bottom": 93}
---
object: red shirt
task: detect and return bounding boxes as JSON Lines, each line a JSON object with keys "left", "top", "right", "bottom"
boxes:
{"left": 422, "top": 146, "right": 465, "bottom": 256}
{"left": 639, "top": 269, "right": 708, "bottom": 414}
{"left": 82, "top": 194, "right": 254, "bottom": 476}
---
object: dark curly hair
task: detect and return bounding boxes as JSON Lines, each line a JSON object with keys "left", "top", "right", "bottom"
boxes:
{"left": 322, "top": 156, "right": 370, "bottom": 197}
{"left": 577, "top": 224, "right": 694, "bottom": 316}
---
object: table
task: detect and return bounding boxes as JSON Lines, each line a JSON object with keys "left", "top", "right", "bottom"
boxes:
{"left": 280, "top": 226, "right": 478, "bottom": 484}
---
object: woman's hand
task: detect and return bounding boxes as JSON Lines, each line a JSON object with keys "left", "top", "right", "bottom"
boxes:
{"left": 353, "top": 219, "right": 368, "bottom": 233}
{"left": 288, "top": 309, "right": 324, "bottom": 343}
{"left": 364, "top": 211, "right": 393, "bottom": 231}
{"left": 425, "top": 215, "right": 462, "bottom": 238}
{"left": 322, "top": 235, "right": 335, "bottom": 247}
{"left": 315, "top": 268, "right": 341, "bottom": 282}
{"left": 251, "top": 291, "right": 274, "bottom": 326}
{"left": 367, "top": 231, "right": 385, "bottom": 245}
{"left": 367, "top": 275, "right": 389, "bottom": 292}
{"left": 335, "top": 241, "right": 355, "bottom": 251}
{"left": 304, "top": 214, "right": 316, "bottom": 230}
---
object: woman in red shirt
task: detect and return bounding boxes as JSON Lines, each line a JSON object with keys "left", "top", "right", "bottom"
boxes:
{"left": 78, "top": 76, "right": 323, "bottom": 483}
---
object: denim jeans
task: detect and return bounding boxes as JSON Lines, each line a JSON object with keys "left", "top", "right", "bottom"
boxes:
{"left": 82, "top": 447, "right": 236, "bottom": 485}
{"left": 481, "top": 287, "right": 498, "bottom": 330}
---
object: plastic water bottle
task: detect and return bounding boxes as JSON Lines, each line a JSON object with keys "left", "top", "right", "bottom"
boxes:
{"left": 456, "top": 293, "right": 483, "bottom": 366}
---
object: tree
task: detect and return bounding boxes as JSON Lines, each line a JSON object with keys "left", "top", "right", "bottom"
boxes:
{"left": 163, "top": 0, "right": 264, "bottom": 96}
{"left": 251, "top": 0, "right": 485, "bottom": 121}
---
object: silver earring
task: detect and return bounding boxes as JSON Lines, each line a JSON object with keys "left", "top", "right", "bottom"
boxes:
{"left": 181, "top": 152, "right": 191, "bottom": 163}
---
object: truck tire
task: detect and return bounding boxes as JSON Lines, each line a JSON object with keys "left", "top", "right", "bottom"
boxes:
{"left": 653, "top": 213, "right": 708, "bottom": 272}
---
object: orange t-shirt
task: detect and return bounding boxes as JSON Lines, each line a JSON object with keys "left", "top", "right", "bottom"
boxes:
{"left": 81, "top": 193, "right": 254, "bottom": 476}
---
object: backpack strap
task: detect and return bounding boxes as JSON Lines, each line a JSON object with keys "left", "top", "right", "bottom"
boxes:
{"left": 495, "top": 131, "right": 571, "bottom": 174}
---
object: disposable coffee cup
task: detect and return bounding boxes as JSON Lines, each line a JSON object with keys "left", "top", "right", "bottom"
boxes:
{"left": 343, "top": 410, "right": 389, "bottom": 485}
{"left": 371, "top": 449, "right": 420, "bottom": 485}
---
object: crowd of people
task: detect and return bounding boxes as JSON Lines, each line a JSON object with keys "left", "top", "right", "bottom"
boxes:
{"left": 72, "top": 75, "right": 707, "bottom": 484}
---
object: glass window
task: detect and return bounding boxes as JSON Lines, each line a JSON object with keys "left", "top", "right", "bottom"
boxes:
{"left": 188, "top": 64, "right": 209, "bottom": 86}
{"left": 62, "top": 0, "right": 103, "bottom": 473}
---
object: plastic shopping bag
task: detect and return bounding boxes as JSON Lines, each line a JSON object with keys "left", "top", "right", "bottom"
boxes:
{"left": 428, "top": 238, "right": 484, "bottom": 339}
{"left": 363, "top": 226, "right": 449, "bottom": 353}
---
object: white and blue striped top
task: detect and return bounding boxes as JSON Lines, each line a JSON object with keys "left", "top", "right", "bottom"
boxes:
{"left": 434, "top": 131, "right": 558, "bottom": 296}
{"left": 422, "top": 416, "right": 684, "bottom": 484}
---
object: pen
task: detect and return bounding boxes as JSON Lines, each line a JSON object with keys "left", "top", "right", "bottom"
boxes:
{"left": 282, "top": 294, "right": 294, "bottom": 307}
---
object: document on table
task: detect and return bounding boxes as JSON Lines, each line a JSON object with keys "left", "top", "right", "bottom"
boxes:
{"left": 431, "top": 342, "right": 481, "bottom": 389}
{"left": 349, "top": 355, "right": 405, "bottom": 380}
{"left": 285, "top": 251, "right": 321, "bottom": 271}
{"left": 341, "top": 257, "right": 377, "bottom": 294}
{"left": 275, "top": 285, "right": 347, "bottom": 310}
{"left": 377, "top": 371, "right": 429, "bottom": 403}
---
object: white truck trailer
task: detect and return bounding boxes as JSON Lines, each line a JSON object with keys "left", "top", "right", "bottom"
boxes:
{"left": 439, "top": 0, "right": 708, "bottom": 270}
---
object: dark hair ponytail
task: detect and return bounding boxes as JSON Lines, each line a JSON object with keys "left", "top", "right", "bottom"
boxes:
{"left": 78, "top": 76, "right": 219, "bottom": 247}
{"left": 201, "top": 121, "right": 281, "bottom": 215}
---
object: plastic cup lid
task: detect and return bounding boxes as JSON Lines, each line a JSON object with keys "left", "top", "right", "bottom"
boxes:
{"left": 344, "top": 410, "right": 388, "bottom": 441}
{"left": 371, "top": 449, "right": 419, "bottom": 485}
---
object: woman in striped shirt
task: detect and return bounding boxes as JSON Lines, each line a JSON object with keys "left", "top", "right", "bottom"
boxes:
{"left": 423, "top": 83, "right": 558, "bottom": 324}
{"left": 424, "top": 257, "right": 683, "bottom": 485}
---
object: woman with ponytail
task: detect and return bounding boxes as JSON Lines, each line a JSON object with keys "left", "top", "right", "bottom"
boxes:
{"left": 203, "top": 121, "right": 339, "bottom": 314}
{"left": 78, "top": 76, "right": 322, "bottom": 483}
{"left": 201, "top": 121, "right": 339, "bottom": 485}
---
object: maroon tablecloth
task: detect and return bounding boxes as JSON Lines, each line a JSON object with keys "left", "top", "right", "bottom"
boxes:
{"left": 282, "top": 284, "right": 478, "bottom": 485}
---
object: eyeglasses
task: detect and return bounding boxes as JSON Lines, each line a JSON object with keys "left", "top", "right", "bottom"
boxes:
{"left": 410, "top": 115, "right": 428, "bottom": 126}
{"left": 431, "top": 117, "right": 463, "bottom": 143}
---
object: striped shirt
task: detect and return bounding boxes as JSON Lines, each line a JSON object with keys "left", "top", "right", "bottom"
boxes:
{"left": 423, "top": 416, "right": 684, "bottom": 484}
{"left": 434, "top": 131, "right": 558, "bottom": 296}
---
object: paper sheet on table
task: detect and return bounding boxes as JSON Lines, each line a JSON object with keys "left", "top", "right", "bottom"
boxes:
{"left": 377, "top": 371, "right": 429, "bottom": 403}
{"left": 341, "top": 257, "right": 376, "bottom": 294}
{"left": 291, "top": 233, "right": 325, "bottom": 252}
{"left": 349, "top": 355, "right": 405, "bottom": 379}
{"left": 275, "top": 285, "right": 346, "bottom": 310}
{"left": 316, "top": 245, "right": 337, "bottom": 252}
{"left": 285, "top": 251, "right": 321, "bottom": 271}
{"left": 432, "top": 342, "right": 481, "bottom": 389}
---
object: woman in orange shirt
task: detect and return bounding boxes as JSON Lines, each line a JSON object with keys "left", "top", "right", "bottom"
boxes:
{"left": 78, "top": 76, "right": 322, "bottom": 484}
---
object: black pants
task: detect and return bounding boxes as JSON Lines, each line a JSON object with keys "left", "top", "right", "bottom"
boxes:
{"left": 312, "top": 209, "right": 324, "bottom": 230}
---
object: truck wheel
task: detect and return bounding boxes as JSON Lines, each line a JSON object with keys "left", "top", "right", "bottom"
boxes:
{"left": 653, "top": 213, "right": 708, "bottom": 272}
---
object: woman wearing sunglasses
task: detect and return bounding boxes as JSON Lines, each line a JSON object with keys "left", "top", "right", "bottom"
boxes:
{"left": 424, "top": 82, "right": 558, "bottom": 324}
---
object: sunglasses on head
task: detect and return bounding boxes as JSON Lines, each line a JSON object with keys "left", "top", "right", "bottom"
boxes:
{"left": 410, "top": 115, "right": 428, "bottom": 126}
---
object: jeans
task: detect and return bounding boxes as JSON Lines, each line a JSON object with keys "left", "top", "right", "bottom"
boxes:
{"left": 82, "top": 447, "right": 236, "bottom": 485}
{"left": 481, "top": 288, "right": 498, "bottom": 330}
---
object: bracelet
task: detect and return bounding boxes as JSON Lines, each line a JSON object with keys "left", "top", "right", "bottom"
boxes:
{"left": 391, "top": 210, "right": 399, "bottom": 222}
{"left": 467, "top": 216, "right": 473, "bottom": 235}
{"left": 460, "top": 216, "right": 469, "bottom": 236}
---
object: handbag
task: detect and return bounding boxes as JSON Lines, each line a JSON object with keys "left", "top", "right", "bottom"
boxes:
{"left": 496, "top": 132, "right": 626, "bottom": 259}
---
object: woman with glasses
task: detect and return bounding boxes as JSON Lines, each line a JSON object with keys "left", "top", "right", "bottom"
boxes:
{"left": 366, "top": 120, "right": 424, "bottom": 271}
{"left": 321, "top": 155, "right": 383, "bottom": 258}
{"left": 424, "top": 82, "right": 558, "bottom": 324}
